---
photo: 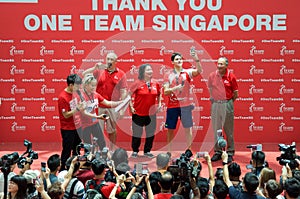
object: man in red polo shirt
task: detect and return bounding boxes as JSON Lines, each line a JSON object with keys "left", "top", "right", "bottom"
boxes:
{"left": 163, "top": 49, "right": 203, "bottom": 152}
{"left": 58, "top": 74, "right": 85, "bottom": 171}
{"left": 82, "top": 52, "right": 127, "bottom": 151}
{"left": 208, "top": 57, "right": 238, "bottom": 163}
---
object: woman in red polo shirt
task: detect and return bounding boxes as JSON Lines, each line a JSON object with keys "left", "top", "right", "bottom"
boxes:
{"left": 80, "top": 74, "right": 122, "bottom": 150}
{"left": 129, "top": 64, "right": 162, "bottom": 158}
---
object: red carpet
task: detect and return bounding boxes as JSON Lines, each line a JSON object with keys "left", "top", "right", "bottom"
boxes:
{"left": 0, "top": 141, "right": 290, "bottom": 180}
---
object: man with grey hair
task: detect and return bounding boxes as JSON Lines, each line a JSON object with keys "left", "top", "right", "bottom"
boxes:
{"left": 156, "top": 152, "right": 171, "bottom": 174}
{"left": 208, "top": 57, "right": 238, "bottom": 163}
{"left": 83, "top": 52, "right": 128, "bottom": 151}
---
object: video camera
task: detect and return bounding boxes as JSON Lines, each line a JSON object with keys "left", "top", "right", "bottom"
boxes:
{"left": 276, "top": 142, "right": 300, "bottom": 168}
{"left": 76, "top": 140, "right": 109, "bottom": 162}
{"left": 17, "top": 139, "right": 38, "bottom": 169}
{"left": 76, "top": 142, "right": 92, "bottom": 162}
{"left": 0, "top": 152, "right": 19, "bottom": 173}
{"left": 247, "top": 144, "right": 262, "bottom": 151}
{"left": 167, "top": 149, "right": 201, "bottom": 185}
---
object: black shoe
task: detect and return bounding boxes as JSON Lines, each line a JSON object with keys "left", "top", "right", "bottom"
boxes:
{"left": 211, "top": 153, "right": 222, "bottom": 162}
{"left": 131, "top": 152, "right": 138, "bottom": 158}
{"left": 228, "top": 155, "right": 233, "bottom": 163}
{"left": 144, "top": 152, "right": 155, "bottom": 159}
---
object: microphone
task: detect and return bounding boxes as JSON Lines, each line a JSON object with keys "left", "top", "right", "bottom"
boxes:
{"left": 107, "top": 63, "right": 112, "bottom": 68}
{"left": 76, "top": 90, "right": 84, "bottom": 102}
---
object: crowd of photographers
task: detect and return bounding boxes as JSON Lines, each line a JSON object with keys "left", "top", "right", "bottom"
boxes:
{"left": 0, "top": 140, "right": 300, "bottom": 199}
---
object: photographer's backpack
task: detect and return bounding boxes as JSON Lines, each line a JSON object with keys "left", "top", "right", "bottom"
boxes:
{"left": 84, "top": 179, "right": 106, "bottom": 199}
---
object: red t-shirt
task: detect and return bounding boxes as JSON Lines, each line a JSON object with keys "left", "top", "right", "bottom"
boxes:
{"left": 58, "top": 89, "right": 81, "bottom": 130}
{"left": 93, "top": 68, "right": 127, "bottom": 108}
{"left": 154, "top": 193, "right": 173, "bottom": 199}
{"left": 163, "top": 69, "right": 193, "bottom": 108}
{"left": 207, "top": 69, "right": 238, "bottom": 100}
{"left": 130, "top": 79, "right": 161, "bottom": 116}
{"left": 80, "top": 91, "right": 105, "bottom": 130}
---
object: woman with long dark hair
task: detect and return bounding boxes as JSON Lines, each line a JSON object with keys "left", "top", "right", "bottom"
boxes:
{"left": 0, "top": 175, "right": 27, "bottom": 199}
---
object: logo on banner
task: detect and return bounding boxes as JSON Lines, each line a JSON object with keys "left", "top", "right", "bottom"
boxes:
{"left": 41, "top": 102, "right": 55, "bottom": 112}
{"left": 279, "top": 103, "right": 294, "bottom": 113}
{"left": 190, "top": 85, "right": 203, "bottom": 94}
{"left": 249, "top": 103, "right": 264, "bottom": 113}
{"left": 11, "top": 85, "right": 25, "bottom": 94}
{"left": 70, "top": 46, "right": 85, "bottom": 56}
{"left": 129, "top": 65, "right": 138, "bottom": 75}
{"left": 279, "top": 65, "right": 294, "bottom": 75}
{"left": 41, "top": 121, "right": 55, "bottom": 132}
{"left": 249, "top": 122, "right": 263, "bottom": 132}
{"left": 40, "top": 65, "right": 55, "bottom": 75}
{"left": 130, "top": 46, "right": 144, "bottom": 56}
{"left": 11, "top": 103, "right": 26, "bottom": 112}
{"left": 219, "top": 46, "right": 234, "bottom": 56}
{"left": 41, "top": 84, "right": 55, "bottom": 94}
{"left": 249, "top": 65, "right": 264, "bottom": 75}
{"left": 9, "top": 46, "right": 24, "bottom": 56}
{"left": 279, "top": 122, "right": 294, "bottom": 132}
{"left": 159, "top": 65, "right": 170, "bottom": 75}
{"left": 279, "top": 84, "right": 294, "bottom": 95}
{"left": 70, "top": 65, "right": 84, "bottom": 74}
{"left": 280, "top": 46, "right": 295, "bottom": 56}
{"left": 249, "top": 84, "right": 264, "bottom": 95}
{"left": 249, "top": 46, "right": 264, "bottom": 56}
{"left": 10, "top": 65, "right": 25, "bottom": 75}
{"left": 160, "top": 46, "right": 174, "bottom": 56}
{"left": 100, "top": 46, "right": 114, "bottom": 56}
{"left": 40, "top": 46, "right": 54, "bottom": 56}
{"left": 11, "top": 122, "right": 26, "bottom": 132}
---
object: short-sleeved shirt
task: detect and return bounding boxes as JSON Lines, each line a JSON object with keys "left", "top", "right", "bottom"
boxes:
{"left": 130, "top": 79, "right": 161, "bottom": 116}
{"left": 208, "top": 69, "right": 238, "bottom": 100}
{"left": 93, "top": 68, "right": 127, "bottom": 108}
{"left": 80, "top": 91, "right": 105, "bottom": 129}
{"left": 154, "top": 193, "right": 173, "bottom": 199}
{"left": 58, "top": 90, "right": 81, "bottom": 130}
{"left": 164, "top": 69, "right": 193, "bottom": 108}
{"left": 63, "top": 177, "right": 85, "bottom": 199}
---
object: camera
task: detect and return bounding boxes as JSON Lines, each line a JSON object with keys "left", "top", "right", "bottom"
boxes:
{"left": 167, "top": 149, "right": 201, "bottom": 185}
{"left": 276, "top": 142, "right": 300, "bottom": 168}
{"left": 76, "top": 143, "right": 92, "bottom": 162}
{"left": 142, "top": 163, "right": 149, "bottom": 175}
{"left": 217, "top": 129, "right": 227, "bottom": 149}
{"left": 247, "top": 144, "right": 262, "bottom": 151}
{"left": 41, "top": 162, "right": 46, "bottom": 172}
{"left": 196, "top": 152, "right": 207, "bottom": 158}
{"left": 0, "top": 152, "right": 19, "bottom": 173}
{"left": 17, "top": 139, "right": 38, "bottom": 169}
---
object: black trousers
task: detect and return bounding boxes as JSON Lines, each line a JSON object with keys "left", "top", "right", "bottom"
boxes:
{"left": 60, "top": 128, "right": 82, "bottom": 170}
{"left": 81, "top": 123, "right": 106, "bottom": 150}
{"left": 131, "top": 114, "right": 156, "bottom": 153}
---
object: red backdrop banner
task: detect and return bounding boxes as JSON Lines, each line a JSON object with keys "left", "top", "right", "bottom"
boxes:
{"left": 0, "top": 0, "right": 299, "bottom": 144}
